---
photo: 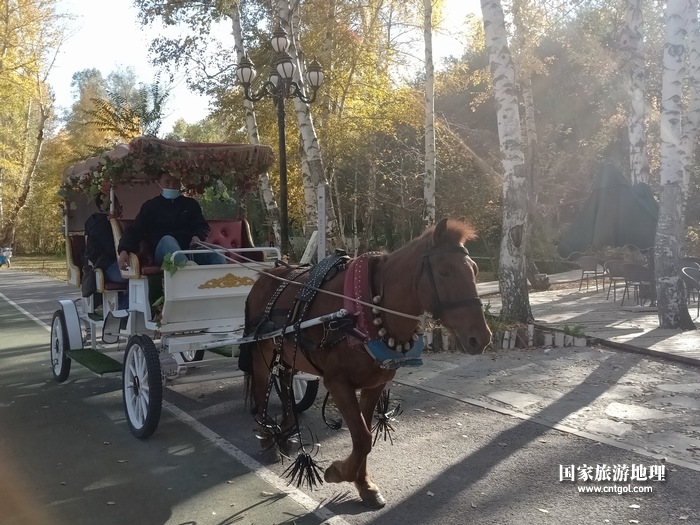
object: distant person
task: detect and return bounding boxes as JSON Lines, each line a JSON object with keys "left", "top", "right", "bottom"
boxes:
{"left": 117, "top": 171, "right": 225, "bottom": 270}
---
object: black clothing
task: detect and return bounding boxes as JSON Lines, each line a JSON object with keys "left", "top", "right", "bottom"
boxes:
{"left": 117, "top": 195, "right": 210, "bottom": 254}
{"left": 85, "top": 213, "right": 116, "bottom": 271}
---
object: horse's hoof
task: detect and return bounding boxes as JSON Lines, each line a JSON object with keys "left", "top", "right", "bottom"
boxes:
{"left": 323, "top": 464, "right": 343, "bottom": 483}
{"left": 260, "top": 447, "right": 282, "bottom": 464}
{"left": 360, "top": 489, "right": 386, "bottom": 509}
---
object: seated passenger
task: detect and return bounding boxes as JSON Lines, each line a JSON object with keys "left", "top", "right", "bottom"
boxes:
{"left": 85, "top": 195, "right": 128, "bottom": 308}
{"left": 117, "top": 171, "right": 226, "bottom": 270}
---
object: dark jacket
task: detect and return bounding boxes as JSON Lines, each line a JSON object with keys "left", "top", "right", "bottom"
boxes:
{"left": 85, "top": 213, "right": 116, "bottom": 271}
{"left": 117, "top": 195, "right": 210, "bottom": 255}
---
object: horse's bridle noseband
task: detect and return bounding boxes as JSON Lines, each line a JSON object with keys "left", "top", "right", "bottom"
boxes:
{"left": 423, "top": 243, "right": 483, "bottom": 321}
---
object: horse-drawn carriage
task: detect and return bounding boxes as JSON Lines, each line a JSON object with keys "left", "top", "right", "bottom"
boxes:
{"left": 51, "top": 137, "right": 321, "bottom": 438}
{"left": 52, "top": 136, "right": 492, "bottom": 508}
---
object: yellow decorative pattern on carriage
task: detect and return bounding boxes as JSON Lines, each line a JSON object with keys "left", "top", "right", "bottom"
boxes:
{"left": 198, "top": 273, "right": 256, "bottom": 289}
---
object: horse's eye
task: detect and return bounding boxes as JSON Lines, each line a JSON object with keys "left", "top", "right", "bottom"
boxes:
{"left": 438, "top": 269, "right": 450, "bottom": 277}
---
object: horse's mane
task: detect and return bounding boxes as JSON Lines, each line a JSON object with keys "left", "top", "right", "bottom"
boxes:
{"left": 421, "top": 219, "right": 477, "bottom": 246}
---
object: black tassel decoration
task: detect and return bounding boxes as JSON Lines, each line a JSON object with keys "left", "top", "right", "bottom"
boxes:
{"left": 282, "top": 430, "right": 324, "bottom": 489}
{"left": 372, "top": 389, "right": 402, "bottom": 446}
{"left": 321, "top": 391, "right": 343, "bottom": 430}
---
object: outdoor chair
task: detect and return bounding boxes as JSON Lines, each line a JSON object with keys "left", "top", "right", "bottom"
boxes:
{"left": 681, "top": 267, "right": 700, "bottom": 318}
{"left": 578, "top": 256, "right": 604, "bottom": 291}
{"left": 680, "top": 257, "right": 700, "bottom": 270}
{"left": 604, "top": 259, "right": 626, "bottom": 302}
{"left": 621, "top": 263, "right": 655, "bottom": 307}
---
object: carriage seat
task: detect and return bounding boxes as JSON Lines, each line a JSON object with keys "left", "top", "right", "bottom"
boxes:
{"left": 113, "top": 218, "right": 263, "bottom": 277}
{"left": 66, "top": 233, "right": 127, "bottom": 292}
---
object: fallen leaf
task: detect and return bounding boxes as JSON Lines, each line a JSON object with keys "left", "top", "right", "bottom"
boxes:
{"left": 538, "top": 509, "right": 549, "bottom": 514}
{"left": 538, "top": 440, "right": 547, "bottom": 443}
{"left": 202, "top": 474, "right": 208, "bottom": 478}
{"left": 679, "top": 517, "right": 689, "bottom": 521}
{"left": 498, "top": 442, "right": 508, "bottom": 447}
{"left": 427, "top": 491, "right": 434, "bottom": 497}
{"left": 117, "top": 460, "right": 128, "bottom": 464}
{"left": 103, "top": 441, "right": 111, "bottom": 446}
{"left": 261, "top": 491, "right": 274, "bottom": 497}
{"left": 227, "top": 480, "right": 234, "bottom": 484}
{"left": 230, "top": 504, "right": 235, "bottom": 507}
{"left": 107, "top": 501, "right": 115, "bottom": 506}
{"left": 471, "top": 503, "right": 477, "bottom": 508}
{"left": 629, "top": 521, "right": 639, "bottom": 524}
{"left": 629, "top": 504, "right": 640, "bottom": 509}
{"left": 60, "top": 482, "right": 66, "bottom": 486}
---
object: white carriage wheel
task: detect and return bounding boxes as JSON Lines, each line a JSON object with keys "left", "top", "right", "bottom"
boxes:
{"left": 292, "top": 376, "right": 319, "bottom": 413}
{"left": 50, "top": 310, "right": 72, "bottom": 383}
{"left": 122, "top": 335, "right": 162, "bottom": 439}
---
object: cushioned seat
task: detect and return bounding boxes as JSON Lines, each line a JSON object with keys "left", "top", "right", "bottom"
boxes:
{"left": 114, "top": 218, "right": 263, "bottom": 275}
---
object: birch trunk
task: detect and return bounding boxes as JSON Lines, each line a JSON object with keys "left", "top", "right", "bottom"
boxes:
{"left": 277, "top": 0, "right": 342, "bottom": 251}
{"left": 655, "top": 0, "right": 695, "bottom": 330}
{"left": 423, "top": 0, "right": 436, "bottom": 228}
{"left": 230, "top": 1, "right": 281, "bottom": 246}
{"left": 682, "top": 0, "right": 700, "bottom": 205}
{"left": 1, "top": 101, "right": 49, "bottom": 247}
{"left": 481, "top": 0, "right": 532, "bottom": 323}
{"left": 626, "top": 0, "right": 651, "bottom": 185}
{"left": 299, "top": 138, "right": 317, "bottom": 236}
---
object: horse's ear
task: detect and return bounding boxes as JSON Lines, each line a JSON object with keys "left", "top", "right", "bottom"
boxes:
{"left": 432, "top": 218, "right": 448, "bottom": 244}
{"left": 457, "top": 216, "right": 467, "bottom": 224}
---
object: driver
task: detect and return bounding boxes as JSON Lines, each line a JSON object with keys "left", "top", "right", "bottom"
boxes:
{"left": 117, "top": 171, "right": 226, "bottom": 270}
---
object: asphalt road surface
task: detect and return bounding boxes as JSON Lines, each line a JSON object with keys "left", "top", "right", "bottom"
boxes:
{"left": 2, "top": 269, "right": 700, "bottom": 525}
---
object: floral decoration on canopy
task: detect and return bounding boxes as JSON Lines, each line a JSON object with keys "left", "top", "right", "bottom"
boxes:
{"left": 58, "top": 137, "right": 275, "bottom": 214}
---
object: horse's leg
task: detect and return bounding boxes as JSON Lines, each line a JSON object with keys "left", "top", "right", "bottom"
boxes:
{"left": 323, "top": 381, "right": 386, "bottom": 508}
{"left": 353, "top": 384, "right": 388, "bottom": 509}
{"left": 251, "top": 343, "right": 281, "bottom": 463}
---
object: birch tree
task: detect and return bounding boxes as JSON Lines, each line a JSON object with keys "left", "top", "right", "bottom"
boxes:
{"left": 231, "top": 0, "right": 281, "bottom": 246}
{"left": 682, "top": 0, "right": 700, "bottom": 203}
{"left": 276, "top": 0, "right": 342, "bottom": 251}
{"left": 624, "top": 0, "right": 651, "bottom": 185}
{"left": 423, "top": 0, "right": 436, "bottom": 227}
{"left": 481, "top": 0, "right": 532, "bottom": 322}
{"left": 655, "top": 0, "right": 695, "bottom": 330}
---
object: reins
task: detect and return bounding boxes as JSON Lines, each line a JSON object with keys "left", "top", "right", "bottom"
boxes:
{"left": 191, "top": 241, "right": 423, "bottom": 321}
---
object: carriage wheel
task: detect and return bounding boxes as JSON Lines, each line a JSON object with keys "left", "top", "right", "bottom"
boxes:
{"left": 122, "top": 335, "right": 162, "bottom": 439}
{"left": 180, "top": 350, "right": 205, "bottom": 362}
{"left": 50, "top": 310, "right": 72, "bottom": 383}
{"left": 292, "top": 376, "right": 319, "bottom": 413}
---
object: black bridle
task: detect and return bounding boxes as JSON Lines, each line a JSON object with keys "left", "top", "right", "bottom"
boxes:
{"left": 422, "top": 243, "right": 483, "bottom": 321}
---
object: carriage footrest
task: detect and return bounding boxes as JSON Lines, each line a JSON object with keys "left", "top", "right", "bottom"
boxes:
{"left": 66, "top": 349, "right": 123, "bottom": 376}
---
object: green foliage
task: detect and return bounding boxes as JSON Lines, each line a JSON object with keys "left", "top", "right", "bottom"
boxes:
{"left": 160, "top": 253, "right": 185, "bottom": 276}
{"left": 561, "top": 324, "right": 586, "bottom": 337}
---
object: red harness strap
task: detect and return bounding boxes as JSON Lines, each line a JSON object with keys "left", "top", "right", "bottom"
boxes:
{"left": 343, "top": 253, "right": 381, "bottom": 345}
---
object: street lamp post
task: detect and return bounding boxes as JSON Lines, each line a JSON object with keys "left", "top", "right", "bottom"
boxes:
{"left": 236, "top": 26, "right": 324, "bottom": 258}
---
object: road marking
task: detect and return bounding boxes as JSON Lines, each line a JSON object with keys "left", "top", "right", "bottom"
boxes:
{"left": 164, "top": 401, "right": 349, "bottom": 525}
{"left": 0, "top": 292, "right": 350, "bottom": 524}
{"left": 396, "top": 378, "right": 700, "bottom": 474}
{"left": 0, "top": 291, "right": 51, "bottom": 332}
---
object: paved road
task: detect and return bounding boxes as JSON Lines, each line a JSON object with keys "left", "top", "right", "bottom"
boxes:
{"left": 3, "top": 269, "right": 700, "bottom": 524}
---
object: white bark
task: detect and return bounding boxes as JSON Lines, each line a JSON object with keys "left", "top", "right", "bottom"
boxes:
{"left": 230, "top": 1, "right": 281, "bottom": 246}
{"left": 277, "top": 0, "right": 342, "bottom": 250}
{"left": 481, "top": 0, "right": 532, "bottom": 323}
{"left": 682, "top": 0, "right": 700, "bottom": 199}
{"left": 299, "top": 138, "right": 317, "bottom": 235}
{"left": 626, "top": 0, "right": 651, "bottom": 185}
{"left": 423, "top": 0, "right": 436, "bottom": 227}
{"left": 655, "top": 0, "right": 695, "bottom": 329}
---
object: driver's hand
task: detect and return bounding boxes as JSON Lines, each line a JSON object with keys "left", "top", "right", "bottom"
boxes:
{"left": 118, "top": 251, "right": 130, "bottom": 271}
{"left": 190, "top": 236, "right": 201, "bottom": 248}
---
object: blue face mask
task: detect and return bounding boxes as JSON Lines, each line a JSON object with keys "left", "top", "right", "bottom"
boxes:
{"left": 161, "top": 188, "right": 180, "bottom": 199}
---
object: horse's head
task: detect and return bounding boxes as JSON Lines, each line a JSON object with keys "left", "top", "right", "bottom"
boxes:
{"left": 417, "top": 218, "right": 491, "bottom": 354}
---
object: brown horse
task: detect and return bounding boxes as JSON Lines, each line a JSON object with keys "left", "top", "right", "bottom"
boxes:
{"left": 243, "top": 218, "right": 491, "bottom": 508}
